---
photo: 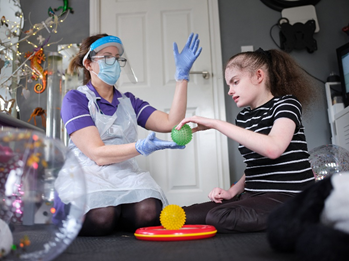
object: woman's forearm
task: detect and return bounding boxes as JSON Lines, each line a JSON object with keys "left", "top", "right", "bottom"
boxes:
{"left": 167, "top": 80, "right": 188, "bottom": 126}
{"left": 71, "top": 126, "right": 140, "bottom": 166}
{"left": 145, "top": 80, "right": 189, "bottom": 132}
{"left": 91, "top": 142, "right": 140, "bottom": 166}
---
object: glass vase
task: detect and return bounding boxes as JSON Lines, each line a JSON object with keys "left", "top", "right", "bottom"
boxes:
{"left": 46, "top": 52, "right": 63, "bottom": 140}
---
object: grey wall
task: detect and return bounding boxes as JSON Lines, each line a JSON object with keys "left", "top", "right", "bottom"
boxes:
{"left": 218, "top": 0, "right": 349, "bottom": 183}
{"left": 17, "top": 0, "right": 89, "bottom": 130}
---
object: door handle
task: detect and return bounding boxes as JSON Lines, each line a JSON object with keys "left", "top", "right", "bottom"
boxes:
{"left": 189, "top": 71, "right": 210, "bottom": 79}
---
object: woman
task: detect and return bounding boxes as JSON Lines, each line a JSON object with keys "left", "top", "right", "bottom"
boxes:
{"left": 55, "top": 33, "right": 202, "bottom": 236}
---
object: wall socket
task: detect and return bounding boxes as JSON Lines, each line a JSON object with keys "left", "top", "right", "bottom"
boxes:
{"left": 241, "top": 45, "right": 254, "bottom": 52}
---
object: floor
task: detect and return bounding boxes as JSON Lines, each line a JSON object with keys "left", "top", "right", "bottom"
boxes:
{"left": 53, "top": 231, "right": 297, "bottom": 261}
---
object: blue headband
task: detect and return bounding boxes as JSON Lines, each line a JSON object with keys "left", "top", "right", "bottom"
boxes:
{"left": 83, "top": 36, "right": 124, "bottom": 65}
{"left": 90, "top": 36, "right": 124, "bottom": 55}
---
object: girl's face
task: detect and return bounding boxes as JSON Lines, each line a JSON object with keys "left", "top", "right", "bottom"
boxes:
{"left": 225, "top": 66, "right": 261, "bottom": 109}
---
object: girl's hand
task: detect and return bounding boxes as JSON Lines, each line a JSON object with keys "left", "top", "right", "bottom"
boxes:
{"left": 208, "top": 187, "right": 233, "bottom": 203}
{"left": 176, "top": 116, "right": 214, "bottom": 133}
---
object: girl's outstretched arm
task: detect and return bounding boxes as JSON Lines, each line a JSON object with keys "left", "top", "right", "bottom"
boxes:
{"left": 177, "top": 116, "right": 295, "bottom": 159}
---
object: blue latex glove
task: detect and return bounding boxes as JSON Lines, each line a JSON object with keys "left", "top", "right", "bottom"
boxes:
{"left": 135, "top": 132, "right": 185, "bottom": 156}
{"left": 173, "top": 33, "right": 202, "bottom": 81}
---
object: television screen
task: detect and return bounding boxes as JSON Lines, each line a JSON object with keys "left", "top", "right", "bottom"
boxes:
{"left": 342, "top": 52, "right": 349, "bottom": 92}
{"left": 337, "top": 42, "right": 349, "bottom": 107}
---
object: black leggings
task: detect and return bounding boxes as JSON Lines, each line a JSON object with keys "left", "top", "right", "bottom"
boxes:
{"left": 182, "top": 191, "right": 295, "bottom": 233}
{"left": 78, "top": 198, "right": 162, "bottom": 236}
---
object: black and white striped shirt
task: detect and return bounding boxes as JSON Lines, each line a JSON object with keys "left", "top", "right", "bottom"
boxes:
{"left": 236, "top": 95, "right": 315, "bottom": 193}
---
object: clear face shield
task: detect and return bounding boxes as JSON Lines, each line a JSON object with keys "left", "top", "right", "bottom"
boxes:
{"left": 119, "top": 50, "right": 138, "bottom": 84}
{"left": 83, "top": 35, "right": 138, "bottom": 84}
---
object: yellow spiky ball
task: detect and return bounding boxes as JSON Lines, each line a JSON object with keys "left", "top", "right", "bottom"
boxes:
{"left": 160, "top": 204, "right": 186, "bottom": 230}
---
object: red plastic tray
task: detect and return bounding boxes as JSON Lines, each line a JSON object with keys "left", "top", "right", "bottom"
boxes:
{"left": 134, "top": 225, "right": 217, "bottom": 241}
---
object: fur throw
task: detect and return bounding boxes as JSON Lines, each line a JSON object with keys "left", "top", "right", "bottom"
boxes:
{"left": 267, "top": 173, "right": 349, "bottom": 261}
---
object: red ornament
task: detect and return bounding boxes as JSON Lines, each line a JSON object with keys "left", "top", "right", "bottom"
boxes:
{"left": 0, "top": 145, "right": 14, "bottom": 162}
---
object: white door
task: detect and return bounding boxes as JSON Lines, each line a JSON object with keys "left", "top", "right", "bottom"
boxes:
{"left": 90, "top": 0, "right": 230, "bottom": 206}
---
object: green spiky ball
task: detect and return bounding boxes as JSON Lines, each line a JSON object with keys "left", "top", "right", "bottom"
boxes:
{"left": 160, "top": 204, "right": 186, "bottom": 230}
{"left": 171, "top": 124, "right": 192, "bottom": 146}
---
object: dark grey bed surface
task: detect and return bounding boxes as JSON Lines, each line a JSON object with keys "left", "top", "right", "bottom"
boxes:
{"left": 53, "top": 231, "right": 297, "bottom": 261}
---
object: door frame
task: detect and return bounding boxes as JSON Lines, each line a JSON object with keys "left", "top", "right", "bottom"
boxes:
{"left": 89, "top": 0, "right": 230, "bottom": 189}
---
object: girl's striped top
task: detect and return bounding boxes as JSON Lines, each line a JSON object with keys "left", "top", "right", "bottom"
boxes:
{"left": 236, "top": 95, "right": 315, "bottom": 193}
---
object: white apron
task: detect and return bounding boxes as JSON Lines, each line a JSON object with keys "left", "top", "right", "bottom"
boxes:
{"left": 55, "top": 85, "right": 168, "bottom": 213}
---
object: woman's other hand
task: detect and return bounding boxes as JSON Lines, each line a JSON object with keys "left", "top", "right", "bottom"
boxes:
{"left": 135, "top": 131, "right": 185, "bottom": 156}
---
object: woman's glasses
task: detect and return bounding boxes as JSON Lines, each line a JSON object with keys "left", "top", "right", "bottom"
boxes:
{"left": 91, "top": 55, "right": 127, "bottom": 67}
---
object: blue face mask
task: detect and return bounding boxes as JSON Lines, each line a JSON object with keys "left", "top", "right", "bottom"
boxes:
{"left": 92, "top": 59, "right": 121, "bottom": 85}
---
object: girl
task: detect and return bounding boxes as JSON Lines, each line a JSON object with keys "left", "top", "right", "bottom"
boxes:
{"left": 55, "top": 33, "right": 202, "bottom": 236}
{"left": 177, "top": 48, "right": 316, "bottom": 233}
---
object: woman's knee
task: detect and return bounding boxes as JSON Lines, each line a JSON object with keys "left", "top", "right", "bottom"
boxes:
{"left": 90, "top": 207, "right": 116, "bottom": 224}
{"left": 136, "top": 198, "right": 162, "bottom": 222}
{"left": 79, "top": 207, "right": 118, "bottom": 236}
{"left": 121, "top": 198, "right": 162, "bottom": 230}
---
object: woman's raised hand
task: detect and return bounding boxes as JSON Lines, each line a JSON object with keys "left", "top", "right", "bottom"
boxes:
{"left": 173, "top": 33, "right": 202, "bottom": 81}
